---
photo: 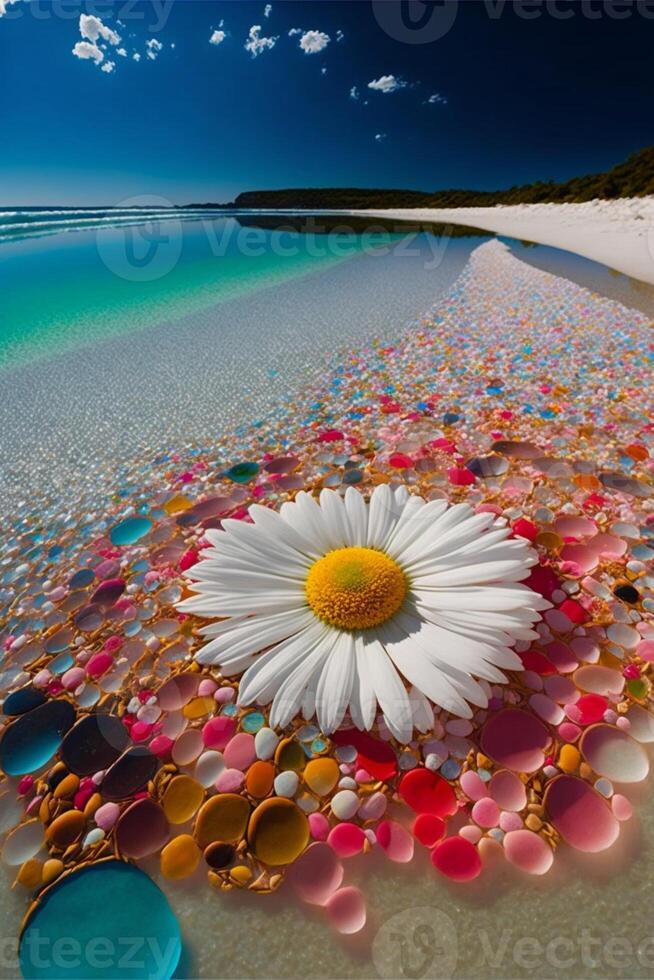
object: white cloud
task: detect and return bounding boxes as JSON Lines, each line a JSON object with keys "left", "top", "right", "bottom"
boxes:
{"left": 146, "top": 37, "right": 163, "bottom": 60}
{"left": 288, "top": 28, "right": 301, "bottom": 36}
{"left": 133, "top": 51, "right": 141, "bottom": 62}
{"left": 244, "top": 24, "right": 278, "bottom": 57}
{"left": 116, "top": 47, "right": 127, "bottom": 57}
{"left": 0, "top": 0, "right": 20, "bottom": 17}
{"left": 321, "top": 66, "right": 327, "bottom": 75}
{"left": 79, "top": 14, "right": 120, "bottom": 47}
{"left": 72, "top": 40, "right": 104, "bottom": 64}
{"left": 264, "top": 3, "right": 272, "bottom": 16}
{"left": 368, "top": 74, "right": 406, "bottom": 94}
{"left": 349, "top": 85, "right": 359, "bottom": 100}
{"left": 209, "top": 29, "right": 225, "bottom": 45}
{"left": 426, "top": 92, "right": 448, "bottom": 105}
{"left": 298, "top": 29, "right": 330, "bottom": 54}
{"left": 375, "top": 133, "right": 387, "bottom": 142}
{"left": 101, "top": 60, "right": 116, "bottom": 74}
{"left": 336, "top": 29, "right": 344, "bottom": 42}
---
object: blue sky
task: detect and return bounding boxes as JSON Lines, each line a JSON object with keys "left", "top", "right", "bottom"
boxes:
{"left": 1, "top": 0, "right": 652, "bottom": 205}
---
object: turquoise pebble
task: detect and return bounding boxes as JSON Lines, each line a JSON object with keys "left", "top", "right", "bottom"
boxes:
{"left": 241, "top": 711, "right": 265, "bottom": 733}
{"left": 109, "top": 517, "right": 152, "bottom": 547}
{"left": 20, "top": 862, "right": 181, "bottom": 979}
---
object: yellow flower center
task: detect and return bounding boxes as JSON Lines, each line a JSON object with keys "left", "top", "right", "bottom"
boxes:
{"left": 305, "top": 546, "right": 408, "bottom": 631}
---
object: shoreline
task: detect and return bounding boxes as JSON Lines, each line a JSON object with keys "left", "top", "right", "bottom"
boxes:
{"left": 349, "top": 196, "right": 654, "bottom": 287}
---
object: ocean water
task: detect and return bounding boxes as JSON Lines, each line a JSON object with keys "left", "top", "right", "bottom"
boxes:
{"left": 1, "top": 213, "right": 653, "bottom": 980}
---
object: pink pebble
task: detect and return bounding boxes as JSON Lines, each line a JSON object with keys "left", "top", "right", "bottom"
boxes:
{"left": 376, "top": 820, "right": 414, "bottom": 863}
{"left": 17, "top": 776, "right": 33, "bottom": 796}
{"left": 214, "top": 688, "right": 235, "bottom": 704}
{"left": 327, "top": 823, "right": 366, "bottom": 858}
{"left": 636, "top": 640, "right": 654, "bottom": 663}
{"left": 499, "top": 811, "right": 523, "bottom": 832}
{"left": 223, "top": 733, "right": 256, "bottom": 771}
{"left": 149, "top": 735, "right": 174, "bottom": 758}
{"left": 74, "top": 787, "right": 94, "bottom": 810}
{"left": 215, "top": 768, "right": 245, "bottom": 792}
{"left": 460, "top": 770, "right": 486, "bottom": 802}
{"left": 287, "top": 843, "right": 344, "bottom": 905}
{"left": 202, "top": 716, "right": 236, "bottom": 750}
{"left": 616, "top": 717, "right": 631, "bottom": 731}
{"left": 61, "top": 667, "right": 86, "bottom": 691}
{"left": 130, "top": 721, "right": 154, "bottom": 743}
{"left": 355, "top": 768, "right": 372, "bottom": 783}
{"left": 326, "top": 886, "right": 367, "bottom": 934}
{"left": 558, "top": 722, "right": 581, "bottom": 743}
{"left": 95, "top": 802, "right": 120, "bottom": 831}
{"left": 308, "top": 812, "right": 330, "bottom": 841}
{"left": 489, "top": 770, "right": 527, "bottom": 812}
{"left": 503, "top": 829, "right": 554, "bottom": 875}
{"left": 198, "top": 679, "right": 218, "bottom": 697}
{"left": 459, "top": 824, "right": 482, "bottom": 844}
{"left": 32, "top": 670, "right": 52, "bottom": 688}
{"left": 86, "top": 652, "right": 113, "bottom": 678}
{"left": 612, "top": 794, "right": 633, "bottom": 821}
{"left": 471, "top": 797, "right": 500, "bottom": 828}
{"left": 432, "top": 836, "right": 482, "bottom": 881}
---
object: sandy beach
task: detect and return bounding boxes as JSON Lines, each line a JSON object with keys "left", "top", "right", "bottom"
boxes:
{"left": 353, "top": 197, "right": 654, "bottom": 286}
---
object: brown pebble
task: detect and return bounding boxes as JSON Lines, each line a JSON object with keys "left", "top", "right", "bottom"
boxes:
{"left": 16, "top": 859, "right": 43, "bottom": 888}
{"left": 45, "top": 810, "right": 86, "bottom": 848}
{"left": 83, "top": 793, "right": 102, "bottom": 819}
{"left": 525, "top": 814, "right": 543, "bottom": 831}
{"left": 53, "top": 774, "right": 80, "bottom": 800}
{"left": 203, "top": 842, "right": 235, "bottom": 870}
{"left": 42, "top": 859, "right": 64, "bottom": 885}
{"left": 245, "top": 761, "right": 275, "bottom": 799}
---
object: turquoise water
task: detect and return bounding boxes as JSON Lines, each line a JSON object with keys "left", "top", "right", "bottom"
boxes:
{"left": 0, "top": 215, "right": 405, "bottom": 369}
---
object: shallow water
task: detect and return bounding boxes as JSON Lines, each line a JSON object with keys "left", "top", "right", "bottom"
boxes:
{"left": 1, "top": 219, "right": 653, "bottom": 980}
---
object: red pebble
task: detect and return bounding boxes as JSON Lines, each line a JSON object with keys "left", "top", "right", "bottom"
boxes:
{"left": 202, "top": 716, "right": 237, "bottom": 750}
{"left": 328, "top": 823, "right": 366, "bottom": 858}
{"left": 388, "top": 453, "right": 413, "bottom": 469}
{"left": 179, "top": 548, "right": 199, "bottom": 571}
{"left": 399, "top": 768, "right": 457, "bottom": 817}
{"left": 74, "top": 786, "right": 95, "bottom": 810}
{"left": 413, "top": 813, "right": 445, "bottom": 847}
{"left": 576, "top": 693, "right": 608, "bottom": 725}
{"left": 17, "top": 776, "right": 34, "bottom": 796}
{"left": 519, "top": 649, "right": 556, "bottom": 675}
{"left": 318, "top": 430, "right": 344, "bottom": 442}
{"left": 431, "top": 836, "right": 482, "bottom": 882}
{"left": 512, "top": 518, "right": 538, "bottom": 542}
{"left": 149, "top": 735, "right": 174, "bottom": 758}
{"left": 86, "top": 652, "right": 113, "bottom": 677}
{"left": 559, "top": 599, "right": 587, "bottom": 624}
{"left": 332, "top": 729, "right": 397, "bottom": 781}
{"left": 130, "top": 721, "right": 154, "bottom": 742}
{"left": 447, "top": 467, "right": 476, "bottom": 486}
{"left": 524, "top": 563, "right": 560, "bottom": 600}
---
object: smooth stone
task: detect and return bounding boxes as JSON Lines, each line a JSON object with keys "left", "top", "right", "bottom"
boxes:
{"left": 612, "top": 794, "right": 633, "bottom": 821}
{"left": 101, "top": 747, "right": 159, "bottom": 801}
{"left": 116, "top": 799, "right": 170, "bottom": 859}
{"left": 376, "top": 820, "right": 414, "bottom": 863}
{"left": 330, "top": 790, "right": 360, "bottom": 820}
{"left": 327, "top": 823, "right": 366, "bottom": 858}
{"left": 0, "top": 699, "right": 76, "bottom": 776}
{"left": 399, "top": 768, "right": 457, "bottom": 816}
{"left": 275, "top": 738, "right": 306, "bottom": 772}
{"left": 308, "top": 812, "right": 330, "bottom": 841}
{"left": 61, "top": 714, "right": 130, "bottom": 776}
{"left": 245, "top": 760, "right": 275, "bottom": 799}
{"left": 503, "top": 829, "right": 554, "bottom": 875}
{"left": 158, "top": 673, "right": 200, "bottom": 711}
{"left": 460, "top": 770, "right": 486, "bottom": 802}
{"left": 625, "top": 705, "right": 654, "bottom": 743}
{"left": 195, "top": 751, "right": 225, "bottom": 787}
{"left": 2, "top": 685, "right": 46, "bottom": 716}
{"left": 413, "top": 814, "right": 445, "bottom": 847}
{"left": 171, "top": 729, "right": 204, "bottom": 766}
{"left": 94, "top": 802, "right": 120, "bottom": 832}
{"left": 2, "top": 820, "right": 44, "bottom": 866}
{"left": 481, "top": 708, "right": 550, "bottom": 773}
{"left": 201, "top": 716, "right": 236, "bottom": 751}
{"left": 489, "top": 770, "right": 527, "bottom": 811}
{"left": 254, "top": 727, "right": 279, "bottom": 760}
{"left": 580, "top": 724, "right": 649, "bottom": 783}
{"left": 46, "top": 811, "right": 86, "bottom": 848}
{"left": 161, "top": 834, "right": 201, "bottom": 880}
{"left": 162, "top": 775, "right": 205, "bottom": 824}
{"left": 544, "top": 775, "right": 619, "bottom": 852}
{"left": 358, "top": 791, "right": 387, "bottom": 822}
{"left": 326, "top": 886, "right": 366, "bottom": 934}
{"left": 574, "top": 665, "right": 625, "bottom": 696}
{"left": 223, "top": 733, "right": 256, "bottom": 771}
{"left": 286, "top": 842, "right": 344, "bottom": 904}
{"left": 82, "top": 828, "right": 105, "bottom": 848}
{"left": 19, "top": 861, "right": 181, "bottom": 979}
{"left": 203, "top": 841, "right": 235, "bottom": 869}
{"left": 431, "top": 836, "right": 482, "bottom": 881}
{"left": 304, "top": 758, "right": 339, "bottom": 796}
{"left": 195, "top": 794, "right": 251, "bottom": 848}
{"left": 247, "top": 797, "right": 309, "bottom": 866}
{"left": 471, "top": 797, "right": 500, "bottom": 828}
{"left": 274, "top": 771, "right": 299, "bottom": 798}
{"left": 109, "top": 516, "right": 152, "bottom": 546}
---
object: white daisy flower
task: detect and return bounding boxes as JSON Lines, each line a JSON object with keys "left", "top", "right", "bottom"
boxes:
{"left": 178, "top": 486, "right": 548, "bottom": 743}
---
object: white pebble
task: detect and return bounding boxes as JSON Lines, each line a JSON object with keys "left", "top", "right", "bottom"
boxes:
{"left": 331, "top": 789, "right": 360, "bottom": 820}
{"left": 255, "top": 727, "right": 279, "bottom": 760}
{"left": 274, "top": 771, "right": 299, "bottom": 798}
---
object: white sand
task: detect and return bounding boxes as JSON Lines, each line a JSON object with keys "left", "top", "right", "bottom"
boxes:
{"left": 351, "top": 197, "right": 654, "bottom": 286}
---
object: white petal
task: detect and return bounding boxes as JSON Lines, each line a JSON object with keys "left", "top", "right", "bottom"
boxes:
{"left": 319, "top": 489, "right": 352, "bottom": 549}
{"left": 315, "top": 631, "right": 355, "bottom": 733}
{"left": 280, "top": 492, "right": 333, "bottom": 555}
{"left": 237, "top": 619, "right": 329, "bottom": 705}
{"left": 350, "top": 634, "right": 377, "bottom": 730}
{"left": 269, "top": 630, "right": 339, "bottom": 729}
{"left": 195, "top": 609, "right": 313, "bottom": 666}
{"left": 344, "top": 487, "right": 368, "bottom": 546}
{"left": 366, "top": 484, "right": 401, "bottom": 549}
{"left": 361, "top": 634, "right": 413, "bottom": 742}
